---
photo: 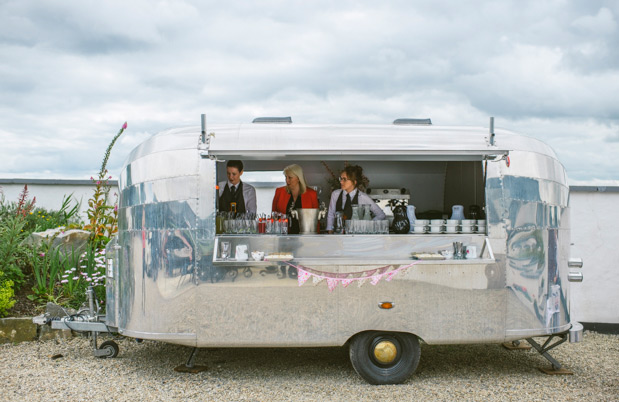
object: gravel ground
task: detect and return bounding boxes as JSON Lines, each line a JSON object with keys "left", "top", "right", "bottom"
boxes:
{"left": 1, "top": 331, "right": 617, "bottom": 402}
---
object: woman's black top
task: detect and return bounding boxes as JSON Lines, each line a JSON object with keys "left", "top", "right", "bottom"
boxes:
{"left": 286, "top": 195, "right": 303, "bottom": 234}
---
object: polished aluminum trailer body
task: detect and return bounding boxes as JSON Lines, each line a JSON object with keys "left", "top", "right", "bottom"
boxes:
{"left": 105, "top": 123, "right": 576, "bottom": 347}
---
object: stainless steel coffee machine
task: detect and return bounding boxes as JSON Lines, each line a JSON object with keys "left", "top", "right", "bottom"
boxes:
{"left": 366, "top": 188, "right": 410, "bottom": 222}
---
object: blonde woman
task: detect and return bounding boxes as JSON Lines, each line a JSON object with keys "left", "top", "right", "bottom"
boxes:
{"left": 271, "top": 164, "right": 319, "bottom": 234}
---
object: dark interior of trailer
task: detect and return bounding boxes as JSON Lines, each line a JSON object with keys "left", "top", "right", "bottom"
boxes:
{"left": 216, "top": 159, "right": 486, "bottom": 219}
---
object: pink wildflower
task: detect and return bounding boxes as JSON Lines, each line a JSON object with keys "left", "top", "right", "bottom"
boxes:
{"left": 39, "top": 253, "right": 45, "bottom": 257}
{"left": 61, "top": 279, "right": 68, "bottom": 283}
{"left": 122, "top": 122, "right": 128, "bottom": 130}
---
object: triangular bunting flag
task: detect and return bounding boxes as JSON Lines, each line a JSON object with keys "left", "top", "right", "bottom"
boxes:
{"left": 297, "top": 269, "right": 311, "bottom": 286}
{"left": 286, "top": 261, "right": 419, "bottom": 292}
{"left": 326, "top": 278, "right": 338, "bottom": 292}
{"left": 312, "top": 275, "right": 324, "bottom": 285}
{"left": 341, "top": 278, "right": 354, "bottom": 288}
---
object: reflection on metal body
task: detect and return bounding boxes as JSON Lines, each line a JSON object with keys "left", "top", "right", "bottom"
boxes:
{"left": 107, "top": 123, "right": 577, "bottom": 347}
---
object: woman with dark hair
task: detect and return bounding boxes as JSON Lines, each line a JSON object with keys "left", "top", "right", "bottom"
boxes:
{"left": 326, "top": 165, "right": 385, "bottom": 233}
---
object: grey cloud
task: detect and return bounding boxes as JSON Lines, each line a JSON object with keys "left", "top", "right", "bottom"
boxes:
{"left": 1, "top": 0, "right": 619, "bottom": 182}
{"left": 606, "top": 130, "right": 619, "bottom": 143}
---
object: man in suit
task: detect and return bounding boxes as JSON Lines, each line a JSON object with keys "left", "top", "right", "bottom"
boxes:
{"left": 218, "top": 160, "right": 257, "bottom": 214}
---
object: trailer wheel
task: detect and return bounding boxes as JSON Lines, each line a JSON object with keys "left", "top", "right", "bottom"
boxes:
{"left": 98, "top": 340, "right": 119, "bottom": 358}
{"left": 349, "top": 331, "right": 420, "bottom": 385}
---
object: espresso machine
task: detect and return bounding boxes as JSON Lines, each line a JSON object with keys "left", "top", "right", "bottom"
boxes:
{"left": 366, "top": 188, "right": 410, "bottom": 222}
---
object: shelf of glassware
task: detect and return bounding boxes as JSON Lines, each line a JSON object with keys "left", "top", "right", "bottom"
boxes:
{"left": 212, "top": 234, "right": 494, "bottom": 265}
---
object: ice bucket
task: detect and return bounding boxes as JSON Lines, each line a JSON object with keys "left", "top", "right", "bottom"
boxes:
{"left": 292, "top": 208, "right": 322, "bottom": 234}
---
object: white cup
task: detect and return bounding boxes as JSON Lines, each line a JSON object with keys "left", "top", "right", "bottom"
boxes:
{"left": 465, "top": 245, "right": 477, "bottom": 259}
{"left": 431, "top": 219, "right": 445, "bottom": 225}
{"left": 439, "top": 249, "right": 454, "bottom": 259}
{"left": 461, "top": 225, "right": 472, "bottom": 233}
{"left": 235, "top": 245, "right": 249, "bottom": 261}
{"left": 430, "top": 225, "right": 442, "bottom": 233}
{"left": 445, "top": 226, "right": 457, "bottom": 233}
{"left": 413, "top": 225, "right": 426, "bottom": 233}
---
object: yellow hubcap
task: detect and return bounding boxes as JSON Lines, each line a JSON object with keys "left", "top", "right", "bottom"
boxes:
{"left": 373, "top": 340, "right": 397, "bottom": 364}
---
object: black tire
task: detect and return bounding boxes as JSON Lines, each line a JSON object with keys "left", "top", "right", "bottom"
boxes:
{"left": 98, "top": 340, "right": 120, "bottom": 358}
{"left": 349, "top": 331, "right": 420, "bottom": 385}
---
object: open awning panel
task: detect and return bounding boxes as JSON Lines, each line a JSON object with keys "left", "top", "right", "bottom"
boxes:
{"left": 206, "top": 124, "right": 509, "bottom": 161}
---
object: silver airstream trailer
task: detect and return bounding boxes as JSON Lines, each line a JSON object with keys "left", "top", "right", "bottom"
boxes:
{"left": 44, "top": 116, "right": 584, "bottom": 384}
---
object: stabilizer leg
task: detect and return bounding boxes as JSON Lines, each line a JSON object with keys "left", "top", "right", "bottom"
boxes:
{"left": 526, "top": 334, "right": 573, "bottom": 375}
{"left": 174, "top": 347, "right": 208, "bottom": 373}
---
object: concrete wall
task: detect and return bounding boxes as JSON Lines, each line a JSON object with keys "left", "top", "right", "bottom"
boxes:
{"left": 0, "top": 179, "right": 119, "bottom": 223}
{"left": 569, "top": 186, "right": 619, "bottom": 324}
{"left": 1, "top": 179, "right": 617, "bottom": 325}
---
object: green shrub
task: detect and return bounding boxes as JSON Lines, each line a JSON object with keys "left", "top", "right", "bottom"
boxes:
{"left": 29, "top": 245, "right": 66, "bottom": 303}
{"left": 59, "top": 244, "right": 107, "bottom": 310}
{"left": 0, "top": 214, "right": 29, "bottom": 288}
{"left": 22, "top": 196, "right": 82, "bottom": 233}
{"left": 0, "top": 275, "right": 16, "bottom": 317}
{"left": 0, "top": 123, "right": 125, "bottom": 313}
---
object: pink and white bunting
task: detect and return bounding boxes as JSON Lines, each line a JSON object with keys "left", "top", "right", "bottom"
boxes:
{"left": 287, "top": 262, "right": 419, "bottom": 292}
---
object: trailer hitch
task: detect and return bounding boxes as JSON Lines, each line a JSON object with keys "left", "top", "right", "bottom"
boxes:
{"left": 34, "top": 286, "right": 120, "bottom": 359}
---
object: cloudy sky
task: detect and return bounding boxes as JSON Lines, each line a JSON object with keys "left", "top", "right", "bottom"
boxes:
{"left": 1, "top": 0, "right": 618, "bottom": 184}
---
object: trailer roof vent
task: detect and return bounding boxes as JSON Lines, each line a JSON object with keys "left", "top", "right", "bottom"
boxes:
{"left": 252, "top": 116, "right": 292, "bottom": 124}
{"left": 393, "top": 118, "right": 432, "bottom": 125}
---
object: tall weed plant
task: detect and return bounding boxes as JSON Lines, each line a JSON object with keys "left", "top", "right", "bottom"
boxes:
{"left": 0, "top": 214, "right": 29, "bottom": 287}
{"left": 83, "top": 122, "right": 126, "bottom": 250}
{"left": 0, "top": 186, "right": 36, "bottom": 285}
{"left": 0, "top": 185, "right": 36, "bottom": 314}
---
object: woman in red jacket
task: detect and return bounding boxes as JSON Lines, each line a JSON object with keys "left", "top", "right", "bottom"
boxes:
{"left": 272, "top": 164, "right": 319, "bottom": 234}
